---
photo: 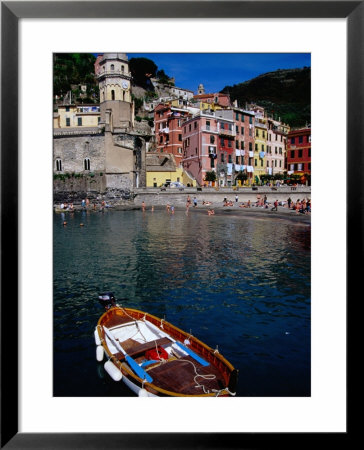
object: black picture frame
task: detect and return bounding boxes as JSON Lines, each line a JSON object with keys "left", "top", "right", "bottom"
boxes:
{"left": 1, "top": 1, "right": 358, "bottom": 448}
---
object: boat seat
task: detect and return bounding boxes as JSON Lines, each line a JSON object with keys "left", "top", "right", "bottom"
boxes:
{"left": 115, "top": 336, "right": 172, "bottom": 359}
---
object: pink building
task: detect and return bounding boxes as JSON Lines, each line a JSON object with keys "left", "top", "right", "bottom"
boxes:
{"left": 182, "top": 113, "right": 219, "bottom": 186}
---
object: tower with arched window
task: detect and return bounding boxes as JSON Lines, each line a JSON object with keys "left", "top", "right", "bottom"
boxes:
{"left": 97, "top": 53, "right": 134, "bottom": 132}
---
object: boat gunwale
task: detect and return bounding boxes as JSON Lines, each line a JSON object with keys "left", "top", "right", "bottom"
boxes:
{"left": 97, "top": 306, "right": 235, "bottom": 397}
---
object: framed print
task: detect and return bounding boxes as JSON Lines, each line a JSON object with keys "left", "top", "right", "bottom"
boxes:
{"left": 1, "top": 1, "right": 359, "bottom": 448}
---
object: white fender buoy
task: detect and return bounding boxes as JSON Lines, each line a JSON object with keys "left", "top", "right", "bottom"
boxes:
{"left": 104, "top": 360, "right": 122, "bottom": 382}
{"left": 96, "top": 345, "right": 104, "bottom": 362}
{"left": 138, "top": 388, "right": 149, "bottom": 397}
{"left": 94, "top": 328, "right": 101, "bottom": 346}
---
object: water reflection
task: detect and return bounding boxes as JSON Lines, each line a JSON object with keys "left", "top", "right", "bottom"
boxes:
{"left": 54, "top": 210, "right": 311, "bottom": 397}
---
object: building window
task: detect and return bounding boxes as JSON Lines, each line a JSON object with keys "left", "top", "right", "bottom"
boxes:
{"left": 236, "top": 140, "right": 239, "bottom": 148}
{"left": 235, "top": 113, "right": 239, "bottom": 120}
{"left": 299, "top": 136, "right": 303, "bottom": 143}
{"left": 291, "top": 150, "right": 295, "bottom": 158}
{"left": 241, "top": 127, "right": 244, "bottom": 135}
{"left": 241, "top": 114, "right": 245, "bottom": 122}
{"left": 255, "top": 144, "right": 258, "bottom": 151}
{"left": 55, "top": 159, "right": 62, "bottom": 171}
{"left": 249, "top": 143, "right": 252, "bottom": 151}
{"left": 261, "top": 144, "right": 264, "bottom": 151}
{"left": 299, "top": 149, "right": 303, "bottom": 157}
{"left": 308, "top": 148, "right": 311, "bottom": 157}
{"left": 220, "top": 138, "right": 225, "bottom": 147}
{"left": 178, "top": 147, "right": 182, "bottom": 154}
{"left": 249, "top": 117, "right": 252, "bottom": 124}
{"left": 255, "top": 159, "right": 257, "bottom": 166}
{"left": 210, "top": 157, "right": 215, "bottom": 168}
{"left": 210, "top": 135, "right": 215, "bottom": 144}
{"left": 236, "top": 126, "right": 239, "bottom": 134}
{"left": 275, "top": 160, "right": 277, "bottom": 167}
{"left": 189, "top": 124, "right": 191, "bottom": 131}
{"left": 111, "top": 90, "right": 115, "bottom": 100}
{"left": 206, "top": 121, "right": 210, "bottom": 130}
{"left": 262, "top": 131, "right": 265, "bottom": 138}
{"left": 78, "top": 117, "right": 82, "bottom": 126}
{"left": 249, "top": 129, "right": 252, "bottom": 137}
{"left": 121, "top": 65, "right": 124, "bottom": 73}
{"left": 298, "top": 163, "right": 303, "bottom": 170}
{"left": 194, "top": 121, "right": 197, "bottom": 129}
{"left": 228, "top": 155, "right": 232, "bottom": 163}
{"left": 291, "top": 137, "right": 295, "bottom": 144}
{"left": 84, "top": 158, "right": 90, "bottom": 171}
{"left": 111, "top": 64, "right": 115, "bottom": 71}
{"left": 178, "top": 134, "right": 182, "bottom": 141}
{"left": 241, "top": 141, "right": 244, "bottom": 150}
{"left": 66, "top": 118, "right": 70, "bottom": 126}
{"left": 228, "top": 140, "right": 232, "bottom": 148}
{"left": 160, "top": 136, "right": 163, "bottom": 143}
{"left": 221, "top": 153, "right": 225, "bottom": 163}
{"left": 256, "top": 129, "right": 259, "bottom": 137}
{"left": 236, "top": 156, "right": 239, "bottom": 164}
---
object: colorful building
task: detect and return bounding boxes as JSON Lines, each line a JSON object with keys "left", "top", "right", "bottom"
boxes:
{"left": 154, "top": 103, "right": 191, "bottom": 167}
{"left": 286, "top": 128, "right": 311, "bottom": 179}
{"left": 53, "top": 104, "right": 100, "bottom": 129}
{"left": 254, "top": 117, "right": 267, "bottom": 182}
{"left": 181, "top": 112, "right": 219, "bottom": 187}
{"left": 266, "top": 119, "right": 288, "bottom": 176}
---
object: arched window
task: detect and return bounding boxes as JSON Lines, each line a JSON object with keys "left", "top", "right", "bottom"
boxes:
{"left": 121, "top": 65, "right": 124, "bottom": 72}
{"left": 84, "top": 158, "right": 90, "bottom": 171}
{"left": 110, "top": 64, "right": 115, "bottom": 71}
{"left": 111, "top": 90, "right": 115, "bottom": 100}
{"left": 55, "top": 159, "right": 62, "bottom": 171}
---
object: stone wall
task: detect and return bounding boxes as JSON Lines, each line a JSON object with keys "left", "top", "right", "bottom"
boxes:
{"left": 53, "top": 134, "right": 105, "bottom": 173}
{"left": 133, "top": 187, "right": 311, "bottom": 207}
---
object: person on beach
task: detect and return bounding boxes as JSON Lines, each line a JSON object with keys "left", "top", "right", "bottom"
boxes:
{"left": 263, "top": 195, "right": 267, "bottom": 206}
{"left": 271, "top": 200, "right": 278, "bottom": 211}
{"left": 187, "top": 195, "right": 191, "bottom": 206}
{"left": 166, "top": 204, "right": 170, "bottom": 213}
{"left": 247, "top": 200, "right": 251, "bottom": 208}
{"left": 207, "top": 209, "right": 215, "bottom": 216}
{"left": 235, "top": 194, "right": 238, "bottom": 203}
{"left": 287, "top": 197, "right": 292, "bottom": 209}
{"left": 151, "top": 205, "right": 154, "bottom": 212}
{"left": 193, "top": 197, "right": 197, "bottom": 207}
{"left": 142, "top": 201, "right": 146, "bottom": 212}
{"left": 171, "top": 205, "right": 175, "bottom": 214}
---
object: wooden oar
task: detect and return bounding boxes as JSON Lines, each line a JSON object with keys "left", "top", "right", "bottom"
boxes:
{"left": 103, "top": 326, "right": 153, "bottom": 383}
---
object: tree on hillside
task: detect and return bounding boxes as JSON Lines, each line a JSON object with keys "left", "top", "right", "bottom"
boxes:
{"left": 129, "top": 57, "right": 158, "bottom": 88}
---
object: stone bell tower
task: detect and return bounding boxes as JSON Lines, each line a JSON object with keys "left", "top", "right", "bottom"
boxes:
{"left": 97, "top": 53, "right": 134, "bottom": 132}
{"left": 197, "top": 83, "right": 205, "bottom": 95}
{"left": 96, "top": 53, "right": 138, "bottom": 191}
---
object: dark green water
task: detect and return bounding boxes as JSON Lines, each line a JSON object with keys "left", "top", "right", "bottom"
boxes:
{"left": 54, "top": 209, "right": 311, "bottom": 397}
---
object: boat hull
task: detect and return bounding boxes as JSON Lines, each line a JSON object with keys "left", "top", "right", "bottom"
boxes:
{"left": 96, "top": 306, "right": 237, "bottom": 397}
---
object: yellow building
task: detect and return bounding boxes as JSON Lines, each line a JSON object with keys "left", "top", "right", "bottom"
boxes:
{"left": 254, "top": 119, "right": 267, "bottom": 181}
{"left": 146, "top": 153, "right": 196, "bottom": 187}
{"left": 53, "top": 104, "right": 100, "bottom": 129}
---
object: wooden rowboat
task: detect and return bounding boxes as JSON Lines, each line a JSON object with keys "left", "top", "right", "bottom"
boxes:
{"left": 94, "top": 297, "right": 238, "bottom": 397}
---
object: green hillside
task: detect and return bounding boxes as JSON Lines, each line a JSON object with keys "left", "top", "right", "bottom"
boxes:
{"left": 220, "top": 67, "right": 311, "bottom": 128}
{"left": 53, "top": 53, "right": 98, "bottom": 103}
